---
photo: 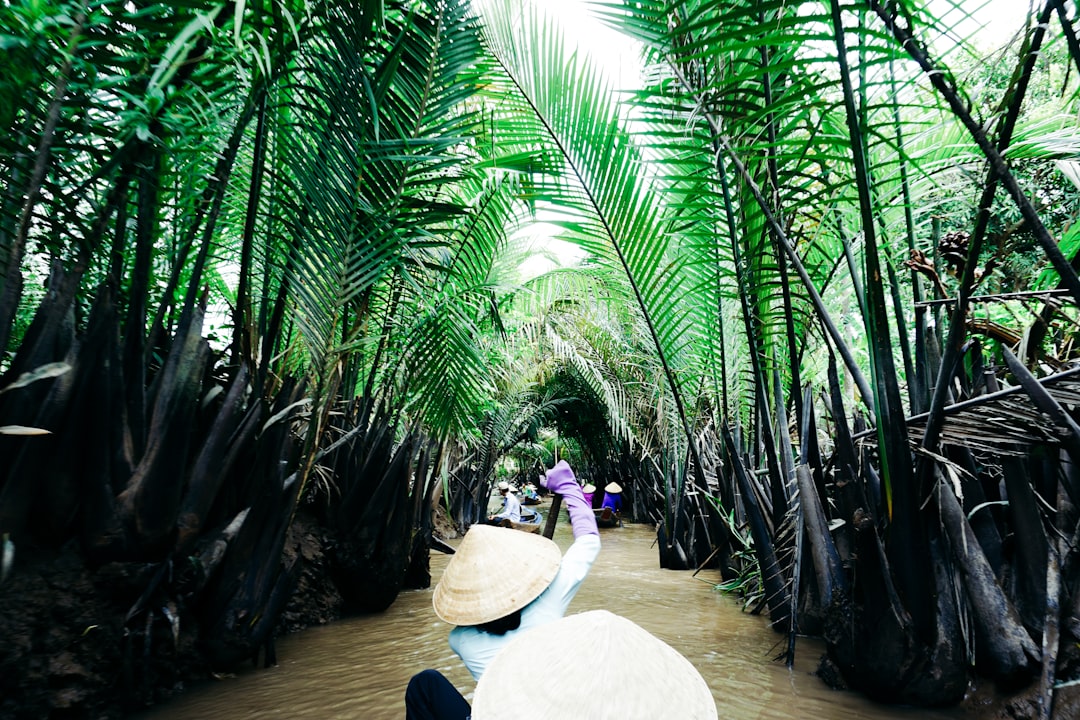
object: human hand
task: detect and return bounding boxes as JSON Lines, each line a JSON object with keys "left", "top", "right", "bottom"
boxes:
{"left": 541, "top": 460, "right": 578, "bottom": 495}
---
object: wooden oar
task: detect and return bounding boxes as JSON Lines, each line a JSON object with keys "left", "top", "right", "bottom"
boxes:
{"left": 542, "top": 493, "right": 562, "bottom": 539}
{"left": 431, "top": 536, "right": 456, "bottom": 555}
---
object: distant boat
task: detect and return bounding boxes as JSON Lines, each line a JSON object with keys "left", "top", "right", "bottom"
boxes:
{"left": 594, "top": 507, "right": 621, "bottom": 528}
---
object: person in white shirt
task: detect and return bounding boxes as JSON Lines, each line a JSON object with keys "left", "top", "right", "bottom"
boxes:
{"left": 405, "top": 461, "right": 599, "bottom": 720}
{"left": 487, "top": 481, "right": 521, "bottom": 524}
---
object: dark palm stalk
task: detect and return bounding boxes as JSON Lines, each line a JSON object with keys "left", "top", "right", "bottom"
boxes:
{"left": 1003, "top": 456, "right": 1050, "bottom": 634}
{"left": 829, "top": 0, "right": 930, "bottom": 636}
{"left": 832, "top": 209, "right": 868, "bottom": 319}
{"left": 107, "top": 175, "right": 128, "bottom": 282}
{"left": 914, "top": 0, "right": 1053, "bottom": 497}
{"left": 887, "top": 55, "right": 928, "bottom": 412}
{"left": 993, "top": 2, "right": 1070, "bottom": 359}
{"left": 360, "top": 280, "right": 403, "bottom": 408}
{"left": 123, "top": 140, "right": 160, "bottom": 460}
{"left": 771, "top": 366, "right": 800, "bottom": 666}
{"left": 710, "top": 226, "right": 731, "bottom": 422}
{"left": 935, "top": 465, "right": 1039, "bottom": 681}
{"left": 723, "top": 425, "right": 790, "bottom": 629}
{"left": 757, "top": 12, "right": 803, "bottom": 428}
{"left": 882, "top": 244, "right": 914, "bottom": 408}
{"left": 1054, "top": 0, "right": 1080, "bottom": 74}
{"left": 117, "top": 300, "right": 210, "bottom": 550}
{"left": 182, "top": 85, "right": 267, "bottom": 324}
{"left": 258, "top": 221, "right": 300, "bottom": 393}
{"left": 796, "top": 462, "right": 844, "bottom": 603}
{"left": 174, "top": 365, "right": 260, "bottom": 555}
{"left": 2, "top": 160, "right": 132, "bottom": 387}
{"left": 0, "top": 2, "right": 88, "bottom": 355}
{"left": 716, "top": 137, "right": 875, "bottom": 415}
{"left": 1038, "top": 531, "right": 1062, "bottom": 720}
{"left": 232, "top": 91, "right": 270, "bottom": 368}
{"left": 714, "top": 151, "right": 788, "bottom": 528}
{"left": 146, "top": 83, "right": 264, "bottom": 355}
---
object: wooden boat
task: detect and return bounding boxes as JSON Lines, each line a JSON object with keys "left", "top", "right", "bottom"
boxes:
{"left": 594, "top": 507, "right": 621, "bottom": 528}
{"left": 521, "top": 495, "right": 541, "bottom": 506}
{"left": 498, "top": 510, "right": 543, "bottom": 533}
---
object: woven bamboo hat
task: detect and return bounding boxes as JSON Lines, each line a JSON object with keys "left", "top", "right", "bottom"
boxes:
{"left": 432, "top": 524, "right": 562, "bottom": 626}
{"left": 604, "top": 481, "right": 622, "bottom": 493}
{"left": 581, "top": 483, "right": 596, "bottom": 494}
{"left": 472, "top": 610, "right": 717, "bottom": 719}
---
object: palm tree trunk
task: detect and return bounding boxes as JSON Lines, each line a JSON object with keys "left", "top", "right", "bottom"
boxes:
{"left": 724, "top": 427, "right": 790, "bottom": 629}
{"left": 232, "top": 92, "right": 270, "bottom": 368}
{"left": 757, "top": 18, "right": 803, "bottom": 428}
{"left": 829, "top": 0, "right": 929, "bottom": 636}
{"left": 936, "top": 469, "right": 1039, "bottom": 683}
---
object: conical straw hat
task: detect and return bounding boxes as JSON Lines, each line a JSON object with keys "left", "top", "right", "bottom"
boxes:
{"left": 581, "top": 483, "right": 596, "bottom": 494}
{"left": 432, "top": 524, "right": 562, "bottom": 626}
{"left": 604, "top": 481, "right": 622, "bottom": 493}
{"left": 472, "top": 610, "right": 717, "bottom": 719}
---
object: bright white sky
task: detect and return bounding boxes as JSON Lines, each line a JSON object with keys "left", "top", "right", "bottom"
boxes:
{"left": 930, "top": 0, "right": 1034, "bottom": 49}
{"left": 548, "top": 0, "right": 1036, "bottom": 72}
{"left": 542, "top": 0, "right": 1035, "bottom": 78}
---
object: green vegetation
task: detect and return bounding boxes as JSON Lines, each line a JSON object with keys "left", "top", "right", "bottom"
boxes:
{"left": 2, "top": 0, "right": 1080, "bottom": 716}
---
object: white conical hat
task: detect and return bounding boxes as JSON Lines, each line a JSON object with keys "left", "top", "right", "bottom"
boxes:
{"left": 472, "top": 610, "right": 717, "bottom": 719}
{"left": 581, "top": 483, "right": 596, "bottom": 494}
{"left": 432, "top": 524, "right": 561, "bottom": 626}
{"left": 604, "top": 482, "right": 622, "bottom": 493}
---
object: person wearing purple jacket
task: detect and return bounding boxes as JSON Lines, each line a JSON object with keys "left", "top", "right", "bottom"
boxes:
{"left": 404, "top": 460, "right": 600, "bottom": 720}
{"left": 601, "top": 481, "right": 623, "bottom": 513}
{"left": 581, "top": 482, "right": 596, "bottom": 507}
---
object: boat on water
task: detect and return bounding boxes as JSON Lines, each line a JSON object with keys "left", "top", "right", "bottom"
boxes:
{"left": 496, "top": 510, "right": 543, "bottom": 533}
{"left": 594, "top": 507, "right": 621, "bottom": 528}
{"left": 520, "top": 482, "right": 541, "bottom": 505}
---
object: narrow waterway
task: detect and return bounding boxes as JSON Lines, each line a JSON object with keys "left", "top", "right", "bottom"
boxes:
{"left": 141, "top": 520, "right": 969, "bottom": 719}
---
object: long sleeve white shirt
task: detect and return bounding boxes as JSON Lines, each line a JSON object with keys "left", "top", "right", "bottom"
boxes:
{"left": 492, "top": 492, "right": 522, "bottom": 523}
{"left": 448, "top": 533, "right": 601, "bottom": 681}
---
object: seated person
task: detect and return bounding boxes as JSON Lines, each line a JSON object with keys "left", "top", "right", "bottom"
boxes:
{"left": 487, "top": 481, "right": 521, "bottom": 524}
{"left": 581, "top": 483, "right": 596, "bottom": 507}
{"left": 405, "top": 461, "right": 600, "bottom": 720}
{"left": 601, "top": 481, "right": 623, "bottom": 513}
{"left": 522, "top": 482, "right": 540, "bottom": 503}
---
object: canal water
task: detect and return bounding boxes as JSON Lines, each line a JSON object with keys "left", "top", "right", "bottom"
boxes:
{"left": 141, "top": 520, "right": 968, "bottom": 719}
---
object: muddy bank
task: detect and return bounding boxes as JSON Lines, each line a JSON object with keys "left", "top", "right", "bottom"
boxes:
{"left": 0, "top": 511, "right": 343, "bottom": 719}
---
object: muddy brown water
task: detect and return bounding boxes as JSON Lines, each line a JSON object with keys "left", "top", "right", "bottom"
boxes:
{"left": 141, "top": 520, "right": 968, "bottom": 719}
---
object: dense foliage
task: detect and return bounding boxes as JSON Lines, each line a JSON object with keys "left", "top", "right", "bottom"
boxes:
{"left": 3, "top": 0, "right": 1080, "bottom": 716}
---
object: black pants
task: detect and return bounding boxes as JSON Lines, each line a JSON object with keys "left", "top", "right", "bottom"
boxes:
{"left": 405, "top": 669, "right": 471, "bottom": 720}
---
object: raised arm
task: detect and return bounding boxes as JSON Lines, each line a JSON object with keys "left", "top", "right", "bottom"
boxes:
{"left": 541, "top": 461, "right": 599, "bottom": 538}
